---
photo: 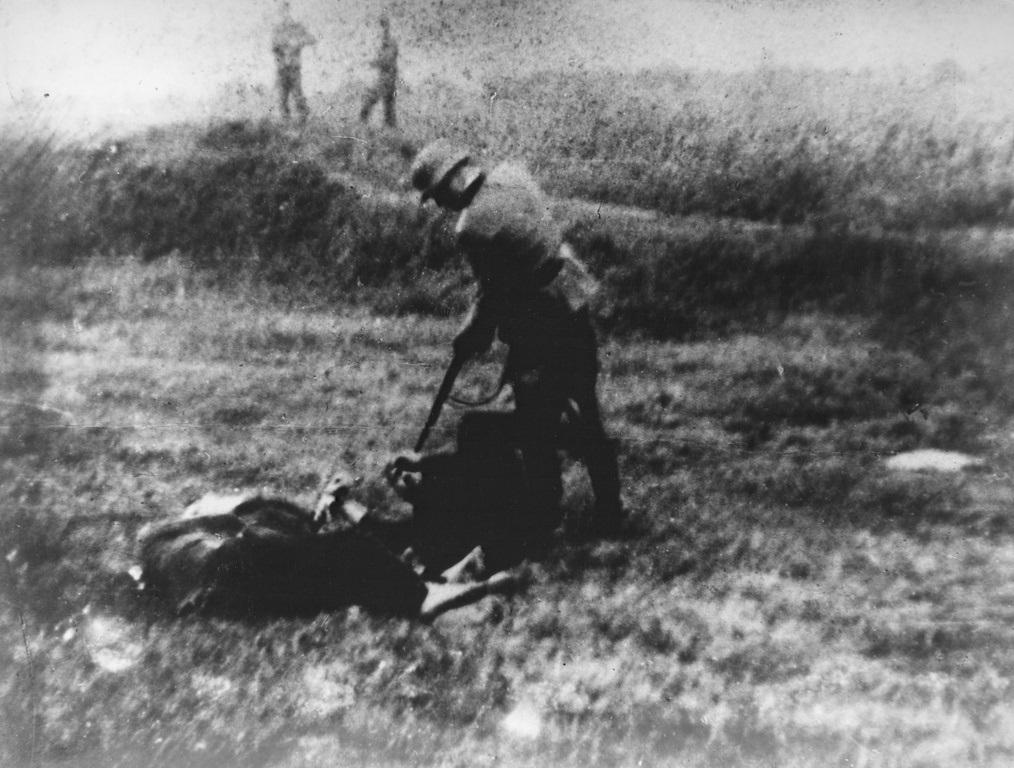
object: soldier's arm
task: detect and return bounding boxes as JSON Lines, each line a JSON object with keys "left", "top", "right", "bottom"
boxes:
{"left": 295, "top": 24, "right": 317, "bottom": 47}
{"left": 453, "top": 290, "right": 498, "bottom": 360}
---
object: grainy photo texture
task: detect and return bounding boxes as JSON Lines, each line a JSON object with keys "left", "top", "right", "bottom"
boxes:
{"left": 2, "top": 1, "right": 1014, "bottom": 766}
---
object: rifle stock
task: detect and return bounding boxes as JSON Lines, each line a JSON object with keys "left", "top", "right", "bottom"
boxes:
{"left": 414, "top": 354, "right": 465, "bottom": 452}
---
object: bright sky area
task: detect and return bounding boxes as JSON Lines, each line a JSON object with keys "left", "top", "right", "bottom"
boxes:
{"left": 2, "top": 0, "right": 1013, "bottom": 134}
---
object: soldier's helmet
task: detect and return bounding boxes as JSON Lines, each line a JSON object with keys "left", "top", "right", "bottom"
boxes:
{"left": 410, "top": 140, "right": 471, "bottom": 202}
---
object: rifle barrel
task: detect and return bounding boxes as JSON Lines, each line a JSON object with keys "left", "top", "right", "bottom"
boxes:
{"left": 414, "top": 355, "right": 464, "bottom": 452}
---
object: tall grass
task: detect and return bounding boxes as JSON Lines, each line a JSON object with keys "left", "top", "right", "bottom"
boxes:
{"left": 0, "top": 132, "right": 99, "bottom": 265}
{"left": 397, "top": 65, "right": 1014, "bottom": 229}
{"left": 6, "top": 62, "right": 1014, "bottom": 271}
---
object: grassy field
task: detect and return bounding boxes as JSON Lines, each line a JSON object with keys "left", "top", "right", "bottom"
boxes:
{"left": 3, "top": 52, "right": 1014, "bottom": 767}
{"left": 3, "top": 254, "right": 1014, "bottom": 768}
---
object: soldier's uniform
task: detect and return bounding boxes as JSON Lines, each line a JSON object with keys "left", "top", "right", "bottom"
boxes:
{"left": 272, "top": 17, "right": 316, "bottom": 123}
{"left": 413, "top": 146, "right": 624, "bottom": 537}
{"left": 360, "top": 18, "right": 399, "bottom": 127}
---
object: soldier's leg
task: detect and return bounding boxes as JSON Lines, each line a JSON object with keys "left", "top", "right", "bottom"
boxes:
{"left": 278, "top": 71, "right": 292, "bottom": 119}
{"left": 383, "top": 85, "right": 397, "bottom": 127}
{"left": 360, "top": 85, "right": 379, "bottom": 122}
{"left": 571, "top": 377, "right": 624, "bottom": 525}
{"left": 512, "top": 369, "right": 565, "bottom": 537}
{"left": 292, "top": 71, "right": 309, "bottom": 124}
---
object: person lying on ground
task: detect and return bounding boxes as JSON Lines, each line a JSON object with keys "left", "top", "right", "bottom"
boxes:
{"left": 377, "top": 411, "right": 551, "bottom": 578}
{"left": 136, "top": 476, "right": 514, "bottom": 622}
{"left": 306, "top": 413, "right": 560, "bottom": 579}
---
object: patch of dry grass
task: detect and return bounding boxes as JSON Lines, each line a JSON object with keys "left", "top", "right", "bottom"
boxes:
{"left": 3, "top": 258, "right": 1013, "bottom": 767}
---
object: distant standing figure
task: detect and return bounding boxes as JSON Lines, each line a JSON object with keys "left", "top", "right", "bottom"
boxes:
{"left": 360, "top": 13, "right": 399, "bottom": 128}
{"left": 272, "top": 1, "right": 317, "bottom": 124}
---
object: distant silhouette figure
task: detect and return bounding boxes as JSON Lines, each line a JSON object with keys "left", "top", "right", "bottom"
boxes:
{"left": 271, "top": 1, "right": 317, "bottom": 124}
{"left": 360, "top": 13, "right": 399, "bottom": 128}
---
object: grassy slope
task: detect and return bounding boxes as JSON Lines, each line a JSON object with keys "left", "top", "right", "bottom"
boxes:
{"left": 3, "top": 45, "right": 1014, "bottom": 768}
{"left": 3, "top": 258, "right": 1014, "bottom": 767}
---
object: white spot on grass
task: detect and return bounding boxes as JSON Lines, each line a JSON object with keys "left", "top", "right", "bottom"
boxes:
{"left": 502, "top": 701, "right": 543, "bottom": 740}
{"left": 885, "top": 449, "right": 984, "bottom": 473}
{"left": 192, "top": 672, "right": 234, "bottom": 702}
{"left": 83, "top": 615, "right": 142, "bottom": 673}
{"left": 299, "top": 663, "right": 356, "bottom": 719}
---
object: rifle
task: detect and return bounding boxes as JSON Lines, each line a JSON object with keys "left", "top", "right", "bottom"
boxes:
{"left": 414, "top": 353, "right": 466, "bottom": 453}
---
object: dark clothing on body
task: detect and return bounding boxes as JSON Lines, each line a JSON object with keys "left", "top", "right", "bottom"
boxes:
{"left": 138, "top": 498, "right": 426, "bottom": 618}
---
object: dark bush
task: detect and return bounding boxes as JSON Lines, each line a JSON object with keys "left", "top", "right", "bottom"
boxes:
{"left": 0, "top": 134, "right": 99, "bottom": 264}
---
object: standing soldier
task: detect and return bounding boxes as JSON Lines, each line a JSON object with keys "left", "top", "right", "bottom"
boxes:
{"left": 360, "top": 13, "right": 399, "bottom": 128}
{"left": 409, "top": 140, "right": 626, "bottom": 540}
{"left": 271, "top": 1, "right": 317, "bottom": 125}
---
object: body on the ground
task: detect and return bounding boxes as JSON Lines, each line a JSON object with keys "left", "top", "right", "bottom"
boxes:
{"left": 383, "top": 411, "right": 561, "bottom": 575}
{"left": 137, "top": 479, "right": 512, "bottom": 621}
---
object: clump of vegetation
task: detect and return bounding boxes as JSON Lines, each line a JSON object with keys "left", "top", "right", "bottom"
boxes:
{"left": 0, "top": 132, "right": 99, "bottom": 265}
